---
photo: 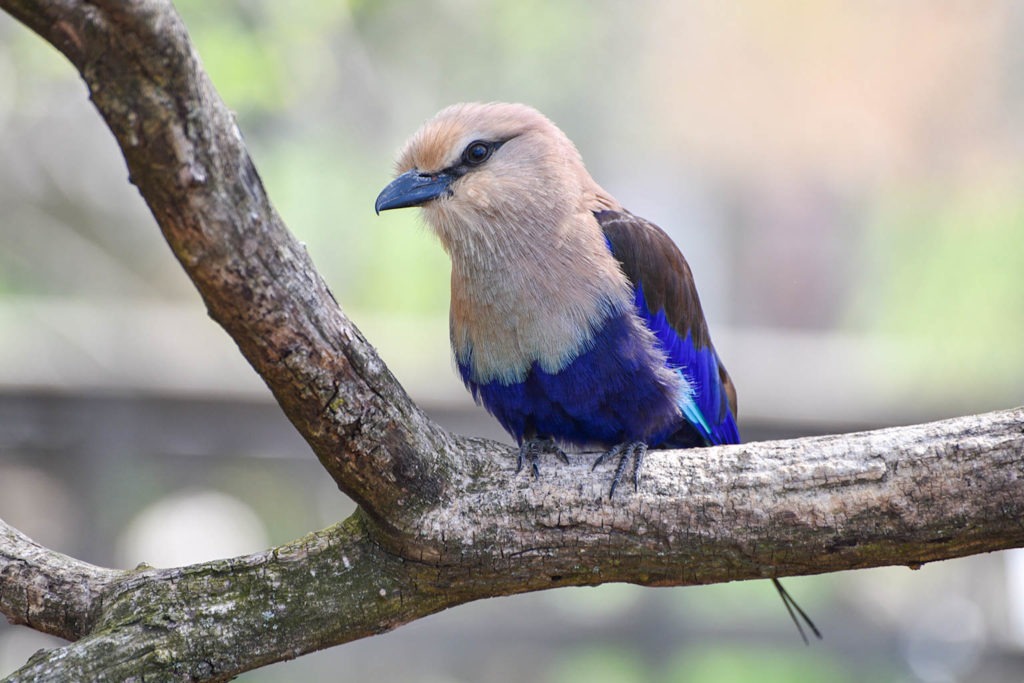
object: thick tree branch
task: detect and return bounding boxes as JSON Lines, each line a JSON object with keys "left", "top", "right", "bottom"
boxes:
{"left": 1, "top": 0, "right": 1023, "bottom": 681}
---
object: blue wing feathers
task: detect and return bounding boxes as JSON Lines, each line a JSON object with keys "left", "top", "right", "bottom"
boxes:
{"left": 634, "top": 282, "right": 738, "bottom": 446}
{"left": 598, "top": 209, "right": 740, "bottom": 447}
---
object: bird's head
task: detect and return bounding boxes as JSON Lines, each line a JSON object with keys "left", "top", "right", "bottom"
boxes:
{"left": 375, "top": 102, "right": 616, "bottom": 255}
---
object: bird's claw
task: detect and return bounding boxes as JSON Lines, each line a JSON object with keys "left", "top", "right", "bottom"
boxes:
{"left": 592, "top": 441, "right": 648, "bottom": 498}
{"left": 516, "top": 438, "right": 569, "bottom": 479}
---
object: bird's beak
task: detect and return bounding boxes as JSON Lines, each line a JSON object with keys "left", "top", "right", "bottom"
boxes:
{"left": 375, "top": 169, "right": 454, "bottom": 215}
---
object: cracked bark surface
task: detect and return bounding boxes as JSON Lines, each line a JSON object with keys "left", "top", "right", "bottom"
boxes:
{"left": 1, "top": 1, "right": 1023, "bottom": 680}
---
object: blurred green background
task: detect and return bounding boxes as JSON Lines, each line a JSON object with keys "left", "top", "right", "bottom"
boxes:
{"left": 1, "top": 1, "right": 1022, "bottom": 681}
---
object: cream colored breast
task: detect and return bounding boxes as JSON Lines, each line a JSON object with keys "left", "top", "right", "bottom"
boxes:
{"left": 445, "top": 211, "right": 633, "bottom": 385}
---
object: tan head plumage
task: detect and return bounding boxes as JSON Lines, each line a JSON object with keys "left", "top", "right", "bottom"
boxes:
{"left": 390, "top": 102, "right": 620, "bottom": 256}
{"left": 395, "top": 102, "right": 561, "bottom": 175}
{"left": 379, "top": 102, "right": 633, "bottom": 384}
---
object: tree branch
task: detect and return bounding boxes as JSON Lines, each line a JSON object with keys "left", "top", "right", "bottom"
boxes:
{"left": 3, "top": 408, "right": 1023, "bottom": 680}
{"left": 0, "top": 519, "right": 117, "bottom": 641}
{"left": 1, "top": 0, "right": 1023, "bottom": 681}
{"left": 0, "top": 0, "right": 460, "bottom": 525}
{"left": 1, "top": 514, "right": 449, "bottom": 682}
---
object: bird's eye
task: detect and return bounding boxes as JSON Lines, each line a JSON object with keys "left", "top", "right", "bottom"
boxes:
{"left": 462, "top": 141, "right": 493, "bottom": 166}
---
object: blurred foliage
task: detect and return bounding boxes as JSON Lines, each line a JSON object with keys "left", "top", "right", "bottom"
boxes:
{"left": 173, "top": 1, "right": 360, "bottom": 114}
{"left": 253, "top": 134, "right": 451, "bottom": 314}
{"left": 545, "top": 647, "right": 649, "bottom": 683}
{"left": 663, "top": 646, "right": 860, "bottom": 683}
{"left": 854, "top": 184, "right": 1024, "bottom": 390}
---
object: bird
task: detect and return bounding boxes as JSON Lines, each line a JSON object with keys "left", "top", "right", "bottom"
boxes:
{"left": 375, "top": 102, "right": 819, "bottom": 644}
{"left": 375, "top": 101, "right": 739, "bottom": 492}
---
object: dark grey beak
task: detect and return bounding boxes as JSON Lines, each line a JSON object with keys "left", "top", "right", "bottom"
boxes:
{"left": 375, "top": 169, "right": 455, "bottom": 214}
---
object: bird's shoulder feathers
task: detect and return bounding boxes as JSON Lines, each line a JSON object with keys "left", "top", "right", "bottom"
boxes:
{"left": 596, "top": 209, "right": 711, "bottom": 348}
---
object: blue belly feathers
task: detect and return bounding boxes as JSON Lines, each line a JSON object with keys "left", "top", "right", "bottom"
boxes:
{"left": 458, "top": 285, "right": 739, "bottom": 450}
{"left": 458, "top": 308, "right": 682, "bottom": 448}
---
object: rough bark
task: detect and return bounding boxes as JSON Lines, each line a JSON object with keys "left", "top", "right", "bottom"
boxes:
{"left": 1, "top": 0, "right": 458, "bottom": 526}
{"left": 1, "top": 1, "right": 1023, "bottom": 681}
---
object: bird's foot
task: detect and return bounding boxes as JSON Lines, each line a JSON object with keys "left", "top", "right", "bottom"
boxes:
{"left": 592, "top": 441, "right": 648, "bottom": 498}
{"left": 516, "top": 438, "right": 570, "bottom": 479}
